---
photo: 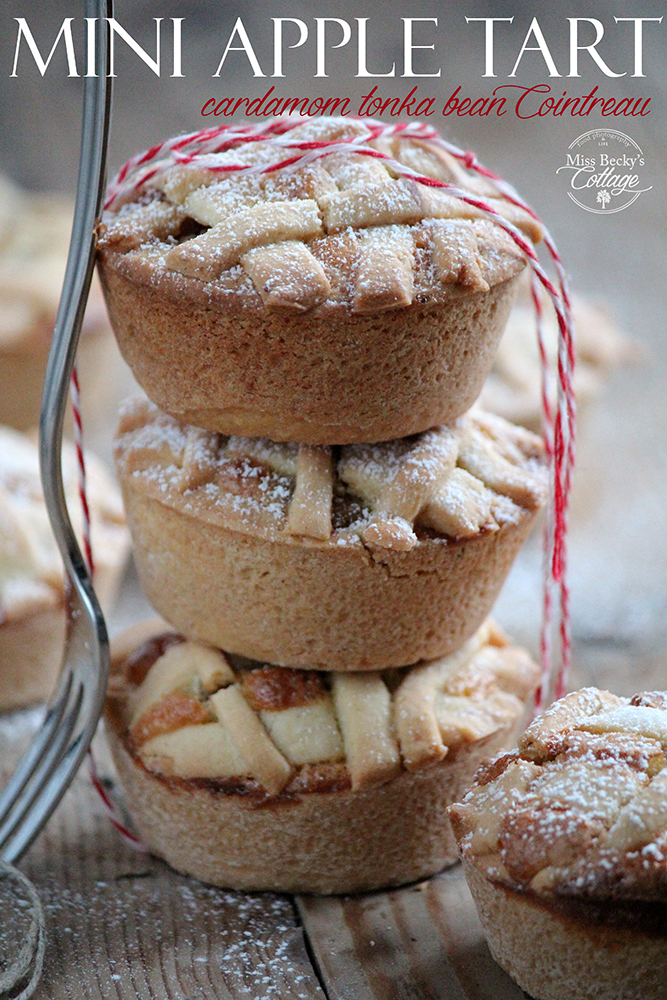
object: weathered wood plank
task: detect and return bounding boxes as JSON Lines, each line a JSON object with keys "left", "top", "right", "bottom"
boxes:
{"left": 297, "top": 882, "right": 469, "bottom": 1000}
{"left": 425, "top": 870, "right": 525, "bottom": 1000}
{"left": 298, "top": 868, "right": 526, "bottom": 1000}
{"left": 1, "top": 713, "right": 325, "bottom": 1000}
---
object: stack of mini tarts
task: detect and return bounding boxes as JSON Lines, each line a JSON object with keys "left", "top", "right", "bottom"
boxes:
{"left": 100, "top": 117, "right": 546, "bottom": 893}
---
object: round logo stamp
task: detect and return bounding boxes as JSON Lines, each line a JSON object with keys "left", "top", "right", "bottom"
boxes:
{"left": 556, "top": 129, "right": 651, "bottom": 214}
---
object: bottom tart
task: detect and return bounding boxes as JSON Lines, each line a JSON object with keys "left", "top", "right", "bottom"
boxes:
{"left": 450, "top": 687, "right": 667, "bottom": 1000}
{"left": 105, "top": 619, "right": 538, "bottom": 895}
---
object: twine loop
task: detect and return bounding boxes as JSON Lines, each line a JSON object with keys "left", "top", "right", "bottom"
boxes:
{"left": 0, "top": 861, "right": 46, "bottom": 1000}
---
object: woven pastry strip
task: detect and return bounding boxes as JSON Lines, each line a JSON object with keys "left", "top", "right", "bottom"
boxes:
{"left": 287, "top": 445, "right": 334, "bottom": 540}
{"left": 332, "top": 673, "right": 402, "bottom": 790}
{"left": 119, "top": 622, "right": 538, "bottom": 795}
{"left": 115, "top": 399, "right": 547, "bottom": 550}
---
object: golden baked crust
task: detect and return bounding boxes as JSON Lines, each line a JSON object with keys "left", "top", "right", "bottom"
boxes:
{"left": 114, "top": 398, "right": 546, "bottom": 669}
{"left": 451, "top": 687, "right": 667, "bottom": 902}
{"left": 104, "top": 619, "right": 539, "bottom": 893}
{"left": 450, "top": 687, "right": 667, "bottom": 1000}
{"left": 462, "top": 860, "right": 667, "bottom": 1000}
{"left": 0, "top": 425, "right": 131, "bottom": 710}
{"left": 97, "top": 118, "right": 538, "bottom": 442}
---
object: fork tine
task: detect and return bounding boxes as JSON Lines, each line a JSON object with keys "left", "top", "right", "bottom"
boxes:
{"left": 0, "top": 565, "right": 108, "bottom": 863}
{"left": 0, "top": 702, "right": 90, "bottom": 864}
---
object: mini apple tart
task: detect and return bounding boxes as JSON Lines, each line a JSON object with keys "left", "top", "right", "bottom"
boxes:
{"left": 0, "top": 174, "right": 120, "bottom": 434}
{"left": 114, "top": 397, "right": 547, "bottom": 670}
{"left": 450, "top": 687, "right": 667, "bottom": 1000}
{"left": 480, "top": 270, "right": 633, "bottom": 433}
{"left": 105, "top": 618, "right": 539, "bottom": 893}
{"left": 97, "top": 118, "right": 541, "bottom": 444}
{"left": 0, "top": 425, "right": 130, "bottom": 711}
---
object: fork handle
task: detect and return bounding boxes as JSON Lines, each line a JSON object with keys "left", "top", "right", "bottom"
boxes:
{"left": 39, "top": 0, "right": 113, "bottom": 599}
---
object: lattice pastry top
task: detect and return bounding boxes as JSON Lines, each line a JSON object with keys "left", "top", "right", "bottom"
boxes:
{"left": 115, "top": 397, "right": 547, "bottom": 549}
{"left": 450, "top": 687, "right": 667, "bottom": 904}
{"left": 0, "top": 426, "right": 129, "bottom": 623}
{"left": 99, "top": 118, "right": 540, "bottom": 313}
{"left": 109, "top": 619, "right": 538, "bottom": 798}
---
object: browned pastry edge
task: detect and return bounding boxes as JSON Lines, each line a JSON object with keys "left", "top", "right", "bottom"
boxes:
{"left": 104, "top": 704, "right": 517, "bottom": 895}
{"left": 102, "top": 613, "right": 540, "bottom": 894}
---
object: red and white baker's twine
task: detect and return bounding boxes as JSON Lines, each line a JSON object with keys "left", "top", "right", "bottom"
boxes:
{"left": 69, "top": 366, "right": 94, "bottom": 577}
{"left": 88, "top": 752, "right": 146, "bottom": 851}
{"left": 71, "top": 371, "right": 145, "bottom": 847}
{"left": 102, "top": 118, "right": 575, "bottom": 707}
{"left": 71, "top": 372, "right": 140, "bottom": 846}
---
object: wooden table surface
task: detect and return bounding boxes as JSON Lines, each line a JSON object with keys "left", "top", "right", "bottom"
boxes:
{"left": 1, "top": 708, "right": 526, "bottom": 1000}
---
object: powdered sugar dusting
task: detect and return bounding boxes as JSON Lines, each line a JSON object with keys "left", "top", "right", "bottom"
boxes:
{"left": 455, "top": 687, "right": 667, "bottom": 903}
{"left": 114, "top": 398, "right": 546, "bottom": 546}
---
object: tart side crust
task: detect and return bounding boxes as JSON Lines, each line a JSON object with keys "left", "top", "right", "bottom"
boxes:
{"left": 104, "top": 614, "right": 539, "bottom": 893}
{"left": 464, "top": 858, "right": 667, "bottom": 1000}
{"left": 0, "top": 607, "right": 64, "bottom": 711}
{"left": 105, "top": 707, "right": 515, "bottom": 895}
{"left": 120, "top": 480, "right": 537, "bottom": 669}
{"left": 99, "top": 251, "right": 521, "bottom": 442}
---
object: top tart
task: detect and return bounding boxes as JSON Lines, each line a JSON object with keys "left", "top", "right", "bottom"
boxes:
{"left": 98, "top": 118, "right": 541, "bottom": 443}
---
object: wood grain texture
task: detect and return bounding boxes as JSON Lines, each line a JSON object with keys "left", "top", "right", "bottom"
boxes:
{"left": 2, "top": 713, "right": 325, "bottom": 1000}
{"left": 297, "top": 884, "right": 467, "bottom": 1000}
{"left": 297, "top": 870, "right": 526, "bottom": 1000}
{"left": 425, "top": 871, "right": 526, "bottom": 1000}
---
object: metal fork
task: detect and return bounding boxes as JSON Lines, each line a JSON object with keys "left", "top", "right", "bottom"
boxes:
{"left": 0, "top": 0, "right": 113, "bottom": 864}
